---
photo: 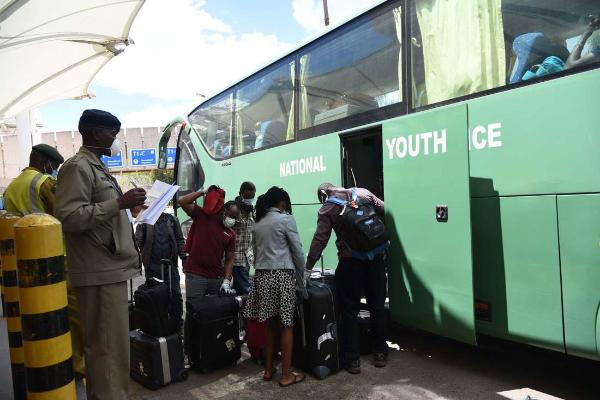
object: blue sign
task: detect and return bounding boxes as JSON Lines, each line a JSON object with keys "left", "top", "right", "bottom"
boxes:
{"left": 167, "top": 147, "right": 177, "bottom": 164}
{"left": 101, "top": 152, "right": 124, "bottom": 169}
{"left": 130, "top": 148, "right": 157, "bottom": 166}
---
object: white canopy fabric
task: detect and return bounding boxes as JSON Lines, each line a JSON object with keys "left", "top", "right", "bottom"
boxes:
{"left": 0, "top": 0, "right": 145, "bottom": 119}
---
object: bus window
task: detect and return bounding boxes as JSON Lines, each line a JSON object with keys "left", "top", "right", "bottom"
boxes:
{"left": 188, "top": 91, "right": 234, "bottom": 159}
{"left": 298, "top": 4, "right": 403, "bottom": 130}
{"left": 176, "top": 127, "right": 204, "bottom": 196}
{"left": 410, "top": 0, "right": 600, "bottom": 108}
{"left": 234, "top": 59, "right": 295, "bottom": 153}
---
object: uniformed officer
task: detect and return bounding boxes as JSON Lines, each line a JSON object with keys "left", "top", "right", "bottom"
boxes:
{"left": 55, "top": 109, "right": 146, "bottom": 400}
{"left": 3, "top": 143, "right": 64, "bottom": 215}
{"left": 3, "top": 144, "right": 87, "bottom": 378}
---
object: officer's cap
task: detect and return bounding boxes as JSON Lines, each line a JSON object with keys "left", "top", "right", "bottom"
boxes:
{"left": 32, "top": 144, "right": 64, "bottom": 164}
{"left": 78, "top": 109, "right": 121, "bottom": 133}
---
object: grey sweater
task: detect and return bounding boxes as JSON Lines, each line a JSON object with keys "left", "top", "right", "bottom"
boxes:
{"left": 253, "top": 208, "right": 305, "bottom": 278}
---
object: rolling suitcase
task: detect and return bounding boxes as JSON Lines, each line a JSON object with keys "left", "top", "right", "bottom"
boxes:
{"left": 246, "top": 318, "right": 267, "bottom": 362}
{"left": 293, "top": 280, "right": 339, "bottom": 379}
{"left": 185, "top": 295, "right": 242, "bottom": 371}
{"left": 134, "top": 260, "right": 178, "bottom": 337}
{"left": 129, "top": 330, "right": 188, "bottom": 390}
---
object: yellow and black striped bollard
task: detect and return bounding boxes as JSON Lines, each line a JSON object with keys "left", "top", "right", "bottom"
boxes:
{"left": 0, "top": 209, "right": 6, "bottom": 315}
{"left": 15, "top": 214, "right": 76, "bottom": 400}
{"left": 0, "top": 212, "right": 26, "bottom": 400}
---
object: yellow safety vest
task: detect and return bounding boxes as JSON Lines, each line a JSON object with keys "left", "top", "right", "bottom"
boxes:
{"left": 4, "top": 168, "right": 50, "bottom": 215}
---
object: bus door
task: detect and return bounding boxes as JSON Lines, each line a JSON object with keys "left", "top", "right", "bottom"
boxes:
{"left": 341, "top": 127, "right": 384, "bottom": 199}
{"left": 382, "top": 104, "right": 476, "bottom": 345}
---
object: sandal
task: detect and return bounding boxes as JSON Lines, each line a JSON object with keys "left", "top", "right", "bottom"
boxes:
{"left": 278, "top": 372, "right": 306, "bottom": 387}
{"left": 263, "top": 367, "right": 276, "bottom": 381}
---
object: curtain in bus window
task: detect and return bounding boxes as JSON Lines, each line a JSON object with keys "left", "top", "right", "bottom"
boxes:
{"left": 299, "top": 54, "right": 311, "bottom": 130}
{"left": 235, "top": 109, "right": 243, "bottom": 155}
{"left": 415, "top": 0, "right": 506, "bottom": 104}
{"left": 286, "top": 61, "right": 296, "bottom": 141}
{"left": 393, "top": 7, "right": 403, "bottom": 102}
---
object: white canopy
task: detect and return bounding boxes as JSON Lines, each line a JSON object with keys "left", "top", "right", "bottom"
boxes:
{"left": 0, "top": 0, "right": 145, "bottom": 119}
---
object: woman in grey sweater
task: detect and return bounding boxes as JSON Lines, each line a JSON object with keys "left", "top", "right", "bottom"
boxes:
{"left": 244, "top": 187, "right": 306, "bottom": 387}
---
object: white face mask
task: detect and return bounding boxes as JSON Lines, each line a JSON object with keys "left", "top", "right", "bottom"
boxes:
{"left": 223, "top": 216, "right": 236, "bottom": 228}
{"left": 109, "top": 137, "right": 121, "bottom": 157}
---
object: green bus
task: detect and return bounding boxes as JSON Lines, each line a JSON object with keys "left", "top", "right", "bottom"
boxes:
{"left": 158, "top": 0, "right": 600, "bottom": 360}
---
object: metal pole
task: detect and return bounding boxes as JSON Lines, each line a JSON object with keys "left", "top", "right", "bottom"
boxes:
{"left": 323, "top": 0, "right": 330, "bottom": 26}
{"left": 15, "top": 214, "right": 76, "bottom": 400}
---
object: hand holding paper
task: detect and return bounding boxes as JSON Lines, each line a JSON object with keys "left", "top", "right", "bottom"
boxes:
{"left": 134, "top": 180, "right": 180, "bottom": 225}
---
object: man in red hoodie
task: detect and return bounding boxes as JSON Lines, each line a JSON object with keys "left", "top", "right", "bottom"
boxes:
{"left": 178, "top": 189, "right": 239, "bottom": 299}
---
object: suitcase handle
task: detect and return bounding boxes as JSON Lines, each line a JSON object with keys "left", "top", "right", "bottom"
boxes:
{"left": 160, "top": 259, "right": 172, "bottom": 295}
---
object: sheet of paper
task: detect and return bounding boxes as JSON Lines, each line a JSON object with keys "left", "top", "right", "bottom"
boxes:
{"left": 135, "top": 180, "right": 180, "bottom": 225}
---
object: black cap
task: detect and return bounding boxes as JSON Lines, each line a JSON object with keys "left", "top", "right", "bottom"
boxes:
{"left": 32, "top": 144, "right": 64, "bottom": 164}
{"left": 78, "top": 109, "right": 121, "bottom": 133}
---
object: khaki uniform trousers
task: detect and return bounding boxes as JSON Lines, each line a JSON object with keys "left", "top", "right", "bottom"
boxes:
{"left": 66, "top": 278, "right": 85, "bottom": 376}
{"left": 76, "top": 281, "right": 129, "bottom": 400}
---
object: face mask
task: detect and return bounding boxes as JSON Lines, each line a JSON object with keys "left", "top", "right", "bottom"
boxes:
{"left": 109, "top": 137, "right": 121, "bottom": 157}
{"left": 223, "top": 216, "right": 236, "bottom": 228}
{"left": 242, "top": 198, "right": 254, "bottom": 206}
{"left": 44, "top": 163, "right": 58, "bottom": 179}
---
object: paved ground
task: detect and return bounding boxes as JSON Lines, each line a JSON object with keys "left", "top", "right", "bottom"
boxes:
{"left": 2, "top": 312, "right": 599, "bottom": 400}
{"left": 2, "top": 266, "right": 598, "bottom": 399}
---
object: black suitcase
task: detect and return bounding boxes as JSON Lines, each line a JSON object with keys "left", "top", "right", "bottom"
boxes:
{"left": 293, "top": 280, "right": 339, "bottom": 379}
{"left": 185, "top": 295, "right": 242, "bottom": 371}
{"left": 130, "top": 330, "right": 188, "bottom": 390}
{"left": 134, "top": 260, "right": 178, "bottom": 337}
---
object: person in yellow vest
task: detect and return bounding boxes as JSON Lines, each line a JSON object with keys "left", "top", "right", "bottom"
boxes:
{"left": 3, "top": 143, "right": 64, "bottom": 215}
{"left": 3, "top": 143, "right": 86, "bottom": 379}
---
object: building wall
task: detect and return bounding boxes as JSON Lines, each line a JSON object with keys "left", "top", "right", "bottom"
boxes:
{"left": 0, "top": 126, "right": 173, "bottom": 187}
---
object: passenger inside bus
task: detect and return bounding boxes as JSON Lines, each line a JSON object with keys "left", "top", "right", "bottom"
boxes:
{"left": 410, "top": 0, "right": 600, "bottom": 107}
{"left": 254, "top": 120, "right": 286, "bottom": 149}
{"left": 566, "top": 16, "right": 600, "bottom": 69}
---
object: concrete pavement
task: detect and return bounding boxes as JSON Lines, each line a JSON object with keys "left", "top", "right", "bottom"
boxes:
{"left": 2, "top": 316, "right": 599, "bottom": 399}
{"left": 126, "top": 329, "right": 600, "bottom": 400}
{"left": 2, "top": 269, "right": 598, "bottom": 400}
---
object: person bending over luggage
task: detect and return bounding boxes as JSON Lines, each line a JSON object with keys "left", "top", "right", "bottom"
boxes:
{"left": 306, "top": 183, "right": 389, "bottom": 374}
{"left": 232, "top": 181, "right": 256, "bottom": 295}
{"left": 244, "top": 187, "right": 306, "bottom": 387}
{"left": 179, "top": 191, "right": 239, "bottom": 299}
{"left": 135, "top": 211, "right": 186, "bottom": 331}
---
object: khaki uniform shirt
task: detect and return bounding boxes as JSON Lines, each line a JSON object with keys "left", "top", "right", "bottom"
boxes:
{"left": 55, "top": 147, "right": 141, "bottom": 287}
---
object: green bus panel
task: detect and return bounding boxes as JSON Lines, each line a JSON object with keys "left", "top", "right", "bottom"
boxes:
{"left": 468, "top": 69, "right": 600, "bottom": 197}
{"left": 472, "top": 196, "right": 563, "bottom": 351}
{"left": 558, "top": 194, "right": 600, "bottom": 360}
{"left": 383, "top": 104, "right": 476, "bottom": 345}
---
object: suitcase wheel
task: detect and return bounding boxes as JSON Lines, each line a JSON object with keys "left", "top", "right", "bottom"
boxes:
{"left": 177, "top": 370, "right": 189, "bottom": 382}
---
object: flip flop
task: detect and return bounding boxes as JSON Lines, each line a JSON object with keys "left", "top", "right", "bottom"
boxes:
{"left": 278, "top": 372, "right": 306, "bottom": 387}
{"left": 263, "top": 368, "right": 276, "bottom": 381}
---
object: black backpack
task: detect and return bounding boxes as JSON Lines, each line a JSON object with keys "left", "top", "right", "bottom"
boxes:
{"left": 326, "top": 189, "right": 389, "bottom": 259}
{"left": 133, "top": 260, "right": 178, "bottom": 337}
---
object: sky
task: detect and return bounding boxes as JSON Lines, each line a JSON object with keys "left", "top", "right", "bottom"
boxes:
{"left": 40, "top": 0, "right": 382, "bottom": 132}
